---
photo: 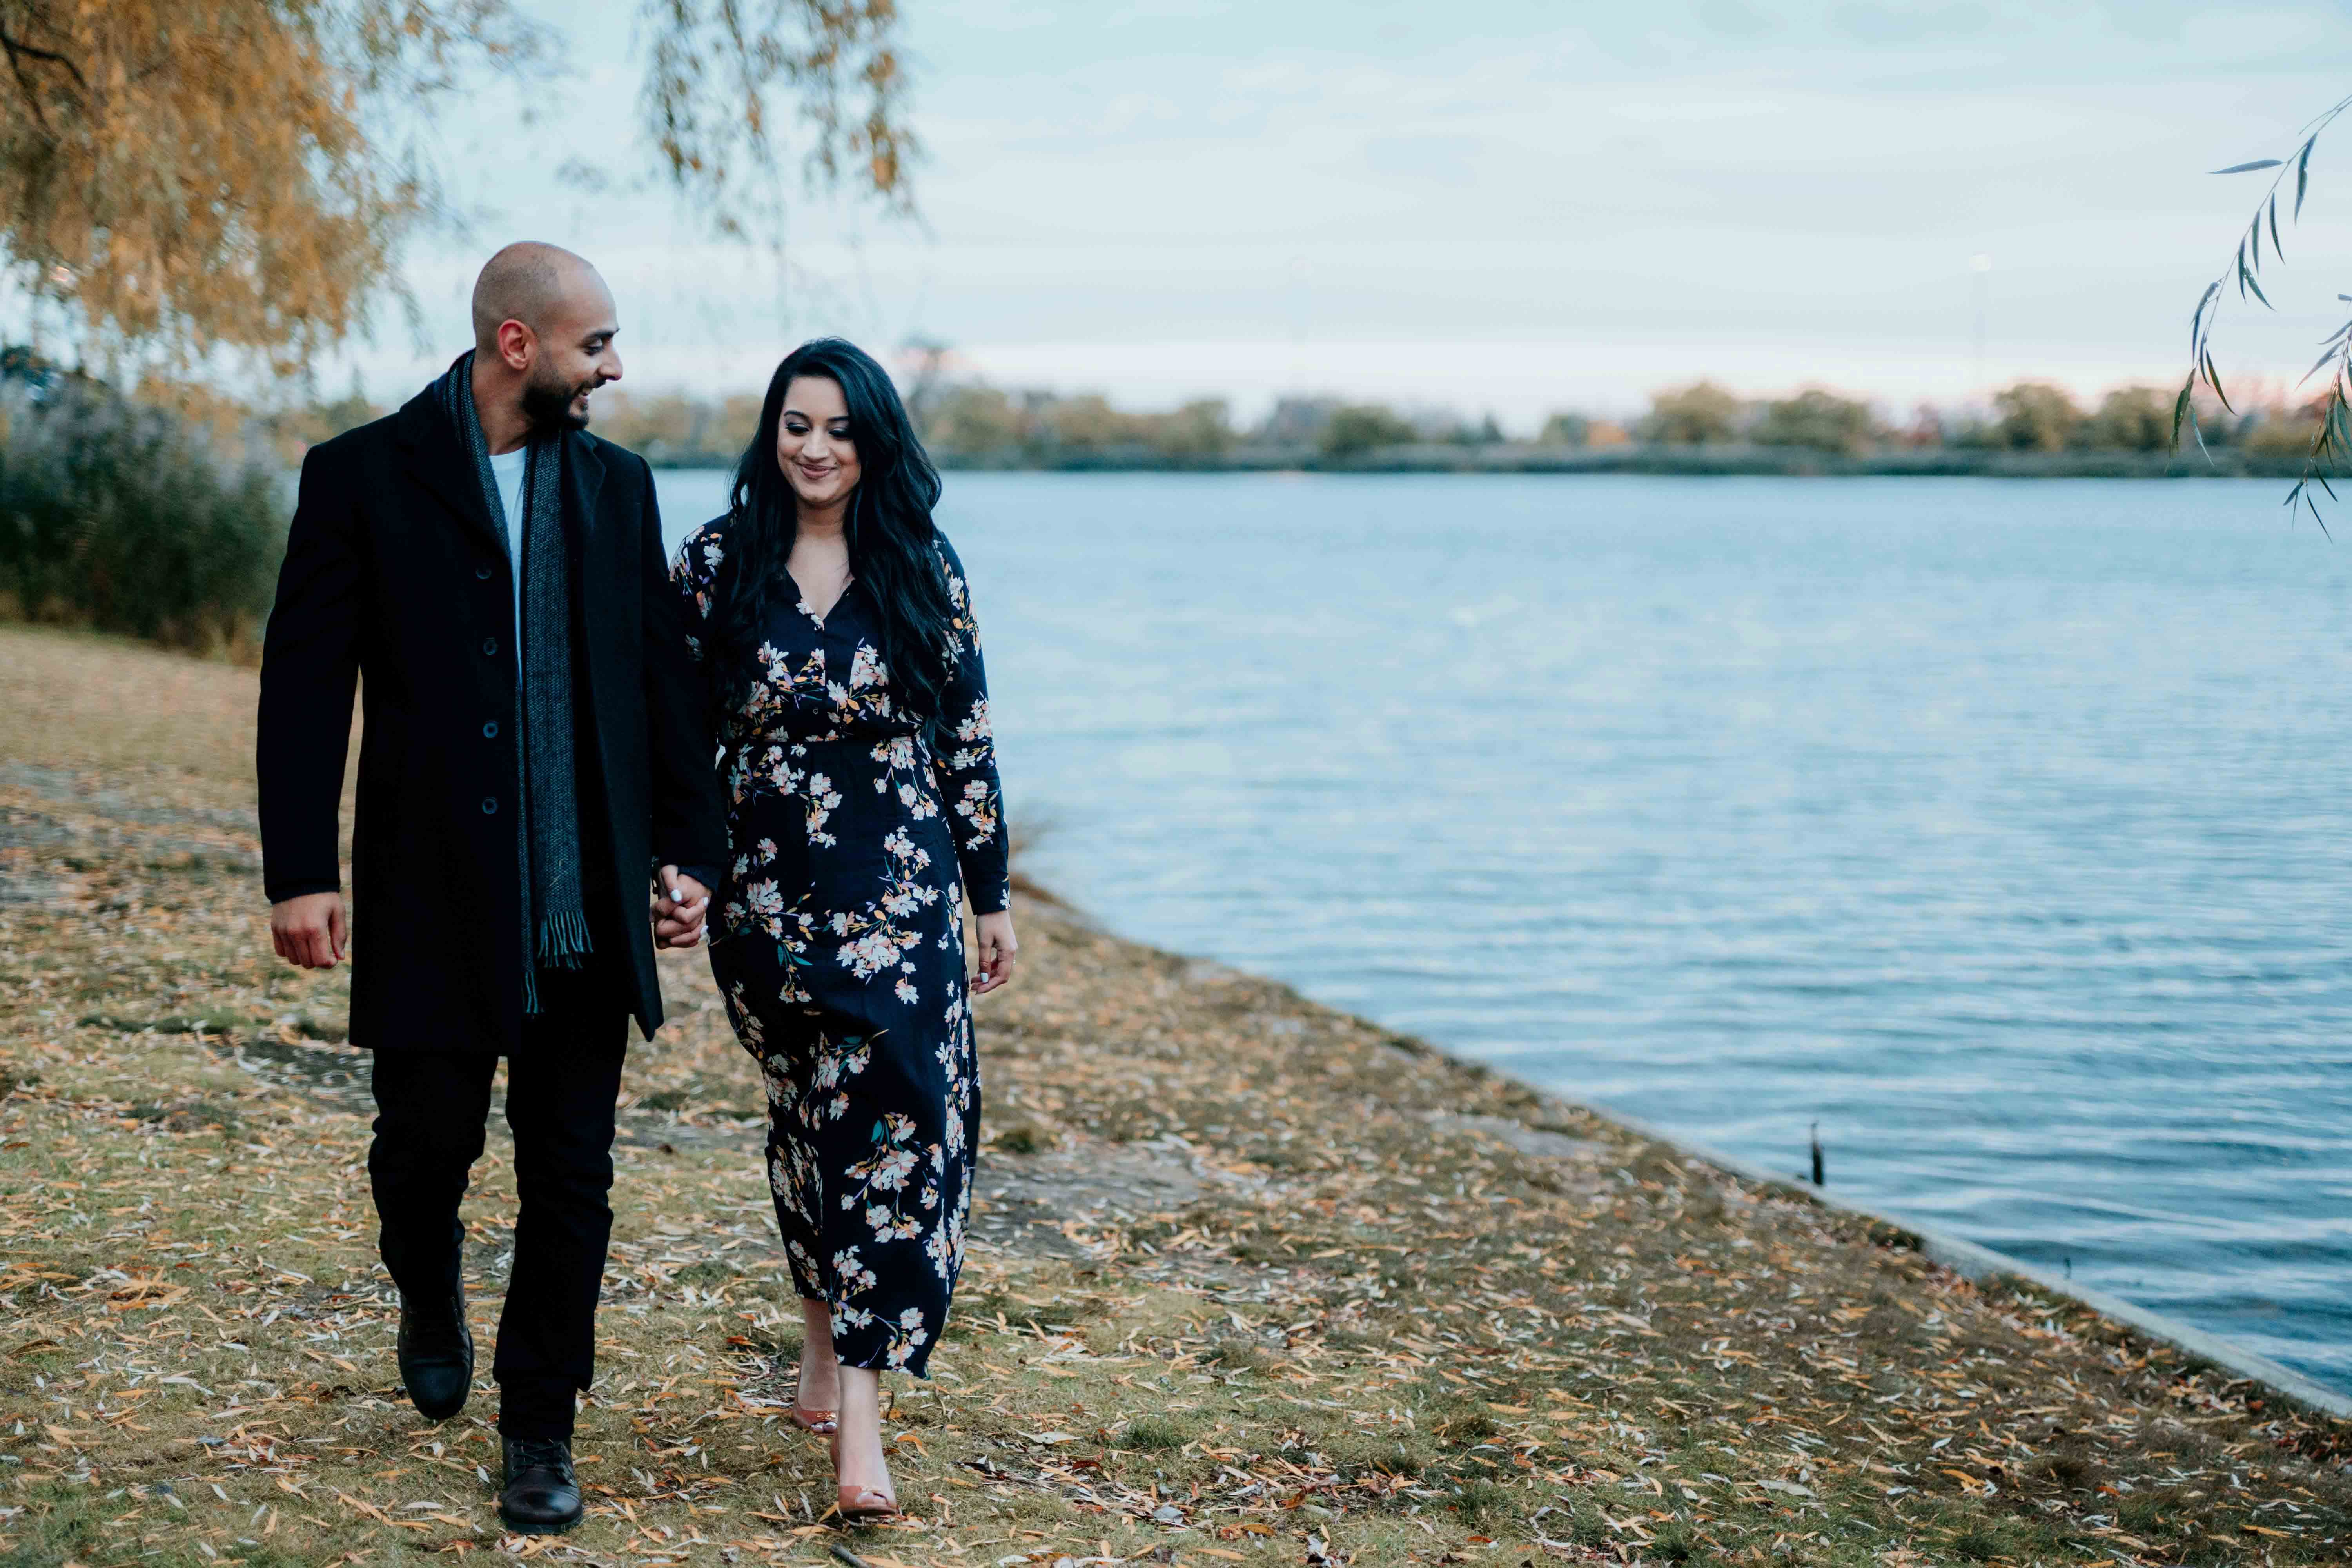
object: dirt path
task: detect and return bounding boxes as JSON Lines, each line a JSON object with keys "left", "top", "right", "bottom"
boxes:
{"left": 3, "top": 624, "right": 2348, "bottom": 1568}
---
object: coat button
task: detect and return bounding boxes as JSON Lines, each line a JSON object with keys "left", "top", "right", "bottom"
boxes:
{"left": 481, "top": 796, "right": 498, "bottom": 815}
{"left": 482, "top": 721, "right": 499, "bottom": 739}
{"left": 481, "top": 636, "right": 498, "bottom": 656}
{"left": 476, "top": 564, "right": 494, "bottom": 581}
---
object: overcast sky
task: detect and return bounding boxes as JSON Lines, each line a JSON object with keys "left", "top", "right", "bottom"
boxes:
{"left": 338, "top": 0, "right": 2352, "bottom": 428}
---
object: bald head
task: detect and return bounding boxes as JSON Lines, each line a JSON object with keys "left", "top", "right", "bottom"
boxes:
{"left": 467, "top": 242, "right": 623, "bottom": 443}
{"left": 472, "top": 241, "right": 603, "bottom": 353}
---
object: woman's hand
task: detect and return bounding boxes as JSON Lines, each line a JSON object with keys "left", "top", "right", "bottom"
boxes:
{"left": 654, "top": 867, "right": 711, "bottom": 949}
{"left": 971, "top": 909, "right": 1018, "bottom": 995}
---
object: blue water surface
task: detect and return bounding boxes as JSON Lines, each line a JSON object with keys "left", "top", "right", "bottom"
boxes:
{"left": 655, "top": 470, "right": 2352, "bottom": 1392}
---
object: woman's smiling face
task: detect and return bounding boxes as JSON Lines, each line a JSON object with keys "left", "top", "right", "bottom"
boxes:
{"left": 776, "top": 375, "right": 861, "bottom": 513}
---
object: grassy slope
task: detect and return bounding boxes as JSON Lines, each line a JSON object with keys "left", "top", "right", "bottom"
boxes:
{"left": 0, "top": 623, "right": 2346, "bottom": 1568}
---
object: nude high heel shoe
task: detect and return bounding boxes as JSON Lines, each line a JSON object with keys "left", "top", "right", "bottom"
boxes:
{"left": 829, "top": 1429, "right": 899, "bottom": 1523}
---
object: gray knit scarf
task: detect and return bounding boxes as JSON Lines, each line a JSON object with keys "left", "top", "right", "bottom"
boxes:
{"left": 433, "top": 352, "right": 592, "bottom": 1014}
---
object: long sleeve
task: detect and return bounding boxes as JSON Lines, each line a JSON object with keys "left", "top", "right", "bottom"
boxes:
{"left": 256, "top": 447, "right": 362, "bottom": 903}
{"left": 640, "top": 474, "right": 728, "bottom": 889}
{"left": 669, "top": 519, "right": 726, "bottom": 670}
{"left": 929, "top": 537, "right": 1010, "bottom": 915}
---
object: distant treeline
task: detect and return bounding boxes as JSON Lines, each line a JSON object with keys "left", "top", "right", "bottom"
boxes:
{"left": 582, "top": 375, "right": 2332, "bottom": 477}
{"left": 0, "top": 345, "right": 2331, "bottom": 662}
{"left": 134, "top": 361, "right": 2330, "bottom": 477}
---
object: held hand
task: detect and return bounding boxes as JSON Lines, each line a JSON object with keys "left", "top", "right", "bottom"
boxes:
{"left": 270, "top": 892, "right": 348, "bottom": 969}
{"left": 971, "top": 908, "right": 1018, "bottom": 996}
{"left": 653, "top": 866, "right": 711, "bottom": 949}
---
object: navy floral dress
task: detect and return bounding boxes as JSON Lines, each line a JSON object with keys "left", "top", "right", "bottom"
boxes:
{"left": 672, "top": 521, "right": 1009, "bottom": 1374}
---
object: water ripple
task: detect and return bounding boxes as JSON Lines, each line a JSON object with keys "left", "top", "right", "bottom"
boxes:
{"left": 658, "top": 470, "right": 2352, "bottom": 1393}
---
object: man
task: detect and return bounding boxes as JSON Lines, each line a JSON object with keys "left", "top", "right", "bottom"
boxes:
{"left": 257, "top": 243, "right": 725, "bottom": 1535}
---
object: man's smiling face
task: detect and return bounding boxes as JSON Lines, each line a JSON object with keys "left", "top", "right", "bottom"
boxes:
{"left": 520, "top": 272, "right": 622, "bottom": 433}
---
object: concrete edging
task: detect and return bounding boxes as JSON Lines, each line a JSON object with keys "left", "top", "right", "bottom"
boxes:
{"left": 1577, "top": 1105, "right": 2352, "bottom": 1424}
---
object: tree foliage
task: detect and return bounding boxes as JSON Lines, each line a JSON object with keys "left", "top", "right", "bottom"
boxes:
{"left": 1753, "top": 387, "right": 1877, "bottom": 455}
{"left": 2090, "top": 385, "right": 2174, "bottom": 453}
{"left": 1990, "top": 382, "right": 2084, "bottom": 452}
{"left": 0, "top": 0, "right": 915, "bottom": 378}
{"left": 641, "top": 0, "right": 915, "bottom": 238}
{"left": 1535, "top": 412, "right": 1590, "bottom": 447}
{"left": 1643, "top": 381, "right": 1742, "bottom": 445}
{"left": 2185, "top": 96, "right": 2352, "bottom": 520}
{"left": 1319, "top": 403, "right": 1419, "bottom": 459}
{"left": 917, "top": 384, "right": 1236, "bottom": 466}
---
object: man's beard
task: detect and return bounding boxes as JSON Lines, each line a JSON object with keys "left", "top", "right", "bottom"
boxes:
{"left": 520, "top": 368, "right": 593, "bottom": 432}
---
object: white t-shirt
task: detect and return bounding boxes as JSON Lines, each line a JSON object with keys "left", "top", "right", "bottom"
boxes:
{"left": 488, "top": 448, "right": 528, "bottom": 659}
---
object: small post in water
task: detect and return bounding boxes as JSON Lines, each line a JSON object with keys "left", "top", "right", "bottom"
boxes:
{"left": 1809, "top": 1121, "right": 1824, "bottom": 1187}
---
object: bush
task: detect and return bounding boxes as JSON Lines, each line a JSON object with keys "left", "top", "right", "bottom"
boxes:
{"left": 1260, "top": 395, "right": 1341, "bottom": 446}
{"left": 2245, "top": 398, "right": 2323, "bottom": 455}
{"left": 1536, "top": 412, "right": 1590, "bottom": 446}
{"left": 1318, "top": 403, "right": 1419, "bottom": 459}
{"left": 1990, "top": 381, "right": 2085, "bottom": 451}
{"left": 921, "top": 384, "right": 1027, "bottom": 459}
{"left": 0, "top": 374, "right": 285, "bottom": 657}
{"left": 918, "top": 385, "right": 1235, "bottom": 466}
{"left": 1152, "top": 399, "right": 1233, "bottom": 462}
{"left": 1754, "top": 387, "right": 1878, "bottom": 454}
{"left": 1644, "top": 381, "right": 1742, "bottom": 445}
{"left": 2090, "top": 385, "right": 2174, "bottom": 452}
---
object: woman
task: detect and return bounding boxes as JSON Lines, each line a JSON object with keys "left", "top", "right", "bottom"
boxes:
{"left": 671, "top": 338, "right": 1016, "bottom": 1520}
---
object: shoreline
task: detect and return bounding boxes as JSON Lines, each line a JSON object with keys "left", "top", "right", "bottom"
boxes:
{"left": 5, "top": 622, "right": 2349, "bottom": 1566}
{"left": 1584, "top": 1106, "right": 2352, "bottom": 1425}
{"left": 632, "top": 444, "right": 2324, "bottom": 480}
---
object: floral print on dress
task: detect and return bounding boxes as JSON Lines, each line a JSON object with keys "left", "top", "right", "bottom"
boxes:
{"left": 674, "top": 519, "right": 1006, "bottom": 1376}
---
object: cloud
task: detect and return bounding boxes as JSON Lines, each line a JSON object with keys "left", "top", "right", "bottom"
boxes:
{"left": 321, "top": 0, "right": 2352, "bottom": 419}
{"left": 1831, "top": 2, "right": 1993, "bottom": 44}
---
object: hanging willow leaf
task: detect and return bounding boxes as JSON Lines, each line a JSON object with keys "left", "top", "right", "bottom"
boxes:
{"left": 2190, "top": 281, "right": 2220, "bottom": 353}
{"left": 2205, "top": 350, "right": 2234, "bottom": 411}
{"left": 2179, "top": 99, "right": 2352, "bottom": 518}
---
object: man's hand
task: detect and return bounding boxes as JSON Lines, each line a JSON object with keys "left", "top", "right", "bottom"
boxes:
{"left": 271, "top": 892, "right": 348, "bottom": 969}
{"left": 653, "top": 867, "right": 710, "bottom": 949}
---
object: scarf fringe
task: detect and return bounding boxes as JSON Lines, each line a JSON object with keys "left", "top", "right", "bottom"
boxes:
{"left": 536, "top": 905, "right": 594, "bottom": 969}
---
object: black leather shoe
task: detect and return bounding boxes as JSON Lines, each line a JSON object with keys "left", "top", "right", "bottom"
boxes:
{"left": 396, "top": 1289, "right": 473, "bottom": 1422}
{"left": 499, "top": 1437, "right": 583, "bottom": 1535}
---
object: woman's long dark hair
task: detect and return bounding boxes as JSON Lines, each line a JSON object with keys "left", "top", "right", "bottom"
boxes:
{"left": 709, "top": 338, "right": 956, "bottom": 728}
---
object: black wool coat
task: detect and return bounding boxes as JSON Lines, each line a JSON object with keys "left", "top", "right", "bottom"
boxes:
{"left": 256, "top": 387, "right": 728, "bottom": 1050}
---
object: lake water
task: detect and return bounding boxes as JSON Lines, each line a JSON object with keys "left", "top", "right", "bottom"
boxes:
{"left": 654, "top": 469, "right": 2352, "bottom": 1393}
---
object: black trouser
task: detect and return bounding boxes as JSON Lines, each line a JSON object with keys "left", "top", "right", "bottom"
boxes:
{"left": 367, "top": 970, "right": 627, "bottom": 1441}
